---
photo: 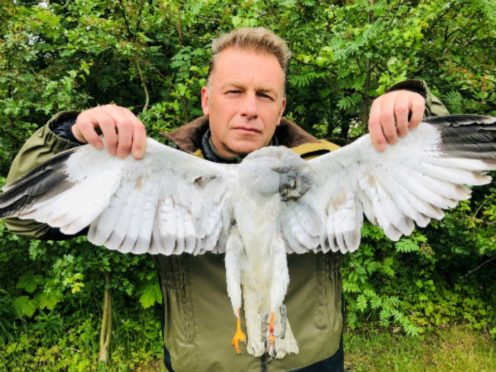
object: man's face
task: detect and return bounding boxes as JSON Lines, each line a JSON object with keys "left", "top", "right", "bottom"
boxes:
{"left": 201, "top": 47, "right": 286, "bottom": 158}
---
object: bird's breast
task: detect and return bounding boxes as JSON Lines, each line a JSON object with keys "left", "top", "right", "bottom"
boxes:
{"left": 232, "top": 193, "right": 280, "bottom": 260}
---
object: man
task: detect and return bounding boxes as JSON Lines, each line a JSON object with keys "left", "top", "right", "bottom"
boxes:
{"left": 4, "top": 28, "right": 448, "bottom": 371}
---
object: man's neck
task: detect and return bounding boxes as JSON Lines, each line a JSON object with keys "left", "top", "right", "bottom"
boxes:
{"left": 201, "top": 129, "right": 243, "bottom": 163}
{"left": 201, "top": 129, "right": 279, "bottom": 164}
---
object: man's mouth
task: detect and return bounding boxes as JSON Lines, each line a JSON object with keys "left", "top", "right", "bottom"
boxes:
{"left": 233, "top": 126, "right": 261, "bottom": 133}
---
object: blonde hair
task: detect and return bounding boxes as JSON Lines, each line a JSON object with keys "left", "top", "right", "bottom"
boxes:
{"left": 207, "top": 27, "right": 291, "bottom": 81}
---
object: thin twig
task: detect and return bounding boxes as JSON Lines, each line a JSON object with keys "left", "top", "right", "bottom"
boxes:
{"left": 472, "top": 199, "right": 487, "bottom": 219}
{"left": 117, "top": 0, "right": 149, "bottom": 112}
{"left": 462, "top": 256, "right": 496, "bottom": 278}
{"left": 118, "top": 0, "right": 133, "bottom": 38}
{"left": 423, "top": 1, "right": 457, "bottom": 39}
{"left": 291, "top": 56, "right": 338, "bottom": 76}
{"left": 176, "top": 4, "right": 183, "bottom": 49}
{"left": 135, "top": 59, "right": 150, "bottom": 112}
{"left": 135, "top": 0, "right": 146, "bottom": 34}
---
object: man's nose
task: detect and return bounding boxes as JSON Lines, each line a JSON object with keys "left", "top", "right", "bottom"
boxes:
{"left": 240, "top": 93, "right": 258, "bottom": 119}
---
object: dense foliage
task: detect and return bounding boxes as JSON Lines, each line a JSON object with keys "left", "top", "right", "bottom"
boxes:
{"left": 1, "top": 0, "right": 495, "bottom": 368}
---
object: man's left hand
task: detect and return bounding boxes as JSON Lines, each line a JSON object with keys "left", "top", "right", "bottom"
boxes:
{"left": 368, "top": 90, "right": 426, "bottom": 152}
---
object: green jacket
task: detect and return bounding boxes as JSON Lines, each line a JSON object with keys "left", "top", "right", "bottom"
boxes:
{"left": 4, "top": 83, "right": 449, "bottom": 371}
{"left": 156, "top": 117, "right": 343, "bottom": 371}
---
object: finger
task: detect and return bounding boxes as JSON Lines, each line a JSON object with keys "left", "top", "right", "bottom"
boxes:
{"left": 120, "top": 107, "right": 146, "bottom": 154}
{"left": 116, "top": 107, "right": 146, "bottom": 159}
{"left": 368, "top": 100, "right": 387, "bottom": 152}
{"left": 98, "top": 113, "right": 119, "bottom": 156}
{"left": 394, "top": 100, "right": 410, "bottom": 138}
{"left": 409, "top": 97, "right": 425, "bottom": 130}
{"left": 379, "top": 97, "right": 399, "bottom": 145}
{"left": 108, "top": 108, "right": 134, "bottom": 159}
{"left": 131, "top": 120, "right": 147, "bottom": 159}
{"left": 74, "top": 115, "right": 103, "bottom": 149}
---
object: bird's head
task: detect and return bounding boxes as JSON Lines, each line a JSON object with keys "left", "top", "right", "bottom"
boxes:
{"left": 239, "top": 147, "right": 313, "bottom": 201}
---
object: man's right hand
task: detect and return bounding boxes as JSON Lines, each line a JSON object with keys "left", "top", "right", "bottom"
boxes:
{"left": 72, "top": 104, "right": 147, "bottom": 159}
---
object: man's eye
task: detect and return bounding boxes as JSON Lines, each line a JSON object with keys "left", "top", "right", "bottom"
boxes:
{"left": 226, "top": 90, "right": 241, "bottom": 95}
{"left": 258, "top": 92, "right": 274, "bottom": 100}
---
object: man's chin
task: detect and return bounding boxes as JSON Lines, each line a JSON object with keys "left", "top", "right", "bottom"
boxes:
{"left": 228, "top": 141, "right": 266, "bottom": 157}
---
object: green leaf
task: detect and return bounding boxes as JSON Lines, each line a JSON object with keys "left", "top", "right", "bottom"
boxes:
{"left": 356, "top": 294, "right": 368, "bottom": 312}
{"left": 139, "top": 281, "right": 162, "bottom": 309}
{"left": 35, "top": 290, "right": 63, "bottom": 311}
{"left": 13, "top": 296, "right": 37, "bottom": 318}
{"left": 395, "top": 238, "right": 420, "bottom": 253}
{"left": 16, "top": 273, "right": 44, "bottom": 294}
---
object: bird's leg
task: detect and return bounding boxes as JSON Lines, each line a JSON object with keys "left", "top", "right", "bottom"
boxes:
{"left": 225, "top": 225, "right": 246, "bottom": 354}
{"left": 268, "top": 311, "right": 276, "bottom": 345}
{"left": 261, "top": 312, "right": 269, "bottom": 338}
{"left": 265, "top": 303, "right": 299, "bottom": 358}
{"left": 279, "top": 304, "right": 287, "bottom": 339}
{"left": 263, "top": 310, "right": 277, "bottom": 358}
{"left": 266, "top": 237, "right": 300, "bottom": 358}
{"left": 265, "top": 306, "right": 287, "bottom": 352}
{"left": 261, "top": 312, "right": 269, "bottom": 350}
{"left": 231, "top": 308, "right": 247, "bottom": 354}
{"left": 266, "top": 237, "right": 289, "bottom": 353}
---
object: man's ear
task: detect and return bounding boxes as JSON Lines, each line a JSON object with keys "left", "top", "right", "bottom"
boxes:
{"left": 277, "top": 98, "right": 287, "bottom": 125}
{"left": 201, "top": 86, "right": 209, "bottom": 115}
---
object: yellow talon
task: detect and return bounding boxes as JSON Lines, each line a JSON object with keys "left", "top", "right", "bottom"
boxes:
{"left": 231, "top": 314, "right": 246, "bottom": 354}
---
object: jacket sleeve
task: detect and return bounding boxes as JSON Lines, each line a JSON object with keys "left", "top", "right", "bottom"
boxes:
{"left": 3, "top": 111, "right": 81, "bottom": 238}
{"left": 387, "top": 79, "right": 449, "bottom": 117}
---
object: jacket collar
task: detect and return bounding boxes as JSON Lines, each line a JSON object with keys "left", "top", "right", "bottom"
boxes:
{"left": 163, "top": 116, "right": 320, "bottom": 153}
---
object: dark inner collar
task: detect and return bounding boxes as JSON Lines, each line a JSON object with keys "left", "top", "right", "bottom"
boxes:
{"left": 200, "top": 128, "right": 279, "bottom": 164}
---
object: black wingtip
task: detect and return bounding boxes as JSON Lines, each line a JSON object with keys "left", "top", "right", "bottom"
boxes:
{"left": 424, "top": 114, "right": 496, "bottom": 127}
{"left": 427, "top": 114, "right": 496, "bottom": 161}
{"left": 0, "top": 148, "right": 78, "bottom": 218}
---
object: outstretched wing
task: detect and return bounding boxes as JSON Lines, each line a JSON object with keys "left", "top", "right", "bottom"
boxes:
{"left": 0, "top": 138, "right": 235, "bottom": 255}
{"left": 281, "top": 115, "right": 496, "bottom": 254}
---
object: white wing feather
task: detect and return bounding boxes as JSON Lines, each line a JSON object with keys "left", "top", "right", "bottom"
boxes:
{"left": 3, "top": 115, "right": 496, "bottom": 259}
{"left": 4, "top": 138, "right": 235, "bottom": 255}
{"left": 289, "top": 118, "right": 496, "bottom": 254}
